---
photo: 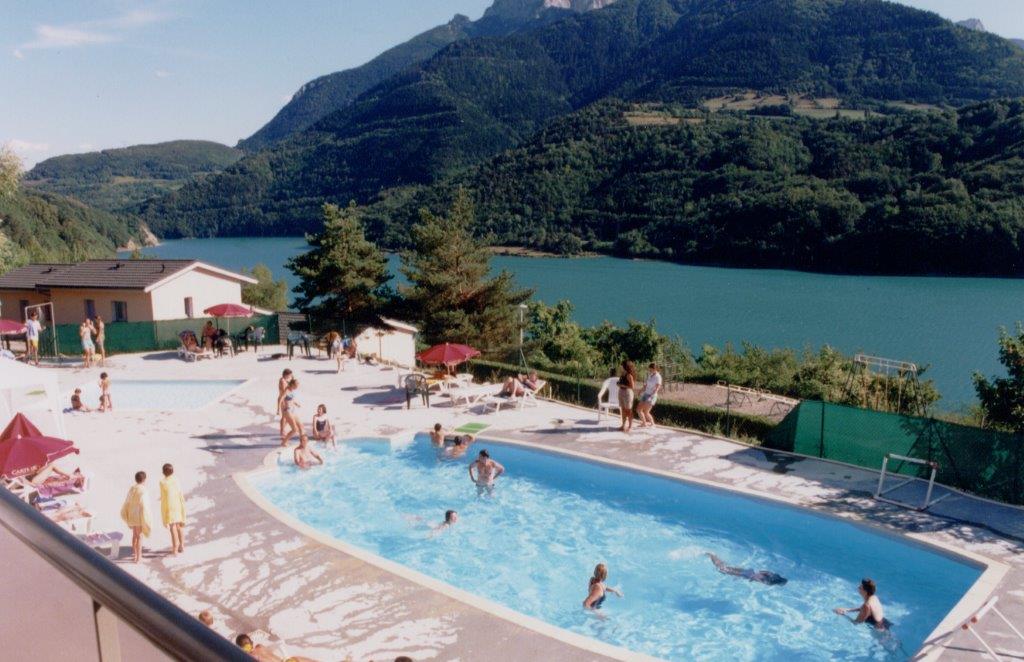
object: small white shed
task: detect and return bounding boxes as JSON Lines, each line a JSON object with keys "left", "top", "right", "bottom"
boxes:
{"left": 354, "top": 317, "right": 418, "bottom": 369}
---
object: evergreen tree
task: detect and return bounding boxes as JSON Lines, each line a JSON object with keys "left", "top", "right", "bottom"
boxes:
{"left": 402, "top": 188, "right": 531, "bottom": 348}
{"left": 242, "top": 263, "right": 288, "bottom": 311}
{"left": 288, "top": 202, "right": 390, "bottom": 322}
{"left": 974, "top": 326, "right": 1024, "bottom": 432}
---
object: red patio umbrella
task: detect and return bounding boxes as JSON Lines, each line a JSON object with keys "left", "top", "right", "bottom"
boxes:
{"left": 203, "top": 303, "right": 254, "bottom": 318}
{"left": 0, "top": 413, "right": 79, "bottom": 479}
{"left": 0, "top": 319, "right": 27, "bottom": 336}
{"left": 416, "top": 342, "right": 481, "bottom": 367}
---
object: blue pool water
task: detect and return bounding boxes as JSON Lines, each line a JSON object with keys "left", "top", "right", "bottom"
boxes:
{"left": 76, "top": 379, "right": 244, "bottom": 410}
{"left": 253, "top": 437, "right": 981, "bottom": 660}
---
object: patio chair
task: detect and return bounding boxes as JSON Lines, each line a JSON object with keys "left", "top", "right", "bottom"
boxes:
{"left": 597, "top": 377, "right": 622, "bottom": 423}
{"left": 404, "top": 374, "right": 431, "bottom": 409}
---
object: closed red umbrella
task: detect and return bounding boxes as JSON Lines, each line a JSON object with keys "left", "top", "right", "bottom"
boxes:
{"left": 416, "top": 342, "right": 481, "bottom": 366}
{"left": 0, "top": 319, "right": 26, "bottom": 336}
{"left": 0, "top": 413, "right": 79, "bottom": 478}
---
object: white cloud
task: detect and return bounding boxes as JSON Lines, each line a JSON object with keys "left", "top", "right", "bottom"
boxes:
{"left": 14, "top": 7, "right": 172, "bottom": 57}
{"left": 154, "top": 69, "right": 172, "bottom": 78}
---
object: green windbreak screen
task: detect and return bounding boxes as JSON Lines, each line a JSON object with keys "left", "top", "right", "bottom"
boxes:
{"left": 766, "top": 401, "right": 1023, "bottom": 504}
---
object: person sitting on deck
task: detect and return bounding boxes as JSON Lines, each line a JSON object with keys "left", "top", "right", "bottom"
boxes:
{"left": 293, "top": 433, "right": 324, "bottom": 469}
{"left": 706, "top": 553, "right": 787, "bottom": 586}
{"left": 71, "top": 388, "right": 91, "bottom": 412}
{"left": 311, "top": 404, "right": 336, "bottom": 448}
{"left": 501, "top": 371, "right": 540, "bottom": 397}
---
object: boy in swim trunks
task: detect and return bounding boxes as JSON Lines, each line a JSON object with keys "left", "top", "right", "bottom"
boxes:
{"left": 25, "top": 310, "right": 43, "bottom": 366}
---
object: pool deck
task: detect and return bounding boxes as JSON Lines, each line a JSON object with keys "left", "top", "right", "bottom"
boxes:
{"left": 3, "top": 348, "right": 1023, "bottom": 661}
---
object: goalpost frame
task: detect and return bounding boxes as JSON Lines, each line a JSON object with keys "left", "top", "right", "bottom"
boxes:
{"left": 23, "top": 302, "right": 60, "bottom": 364}
{"left": 874, "top": 452, "right": 950, "bottom": 511}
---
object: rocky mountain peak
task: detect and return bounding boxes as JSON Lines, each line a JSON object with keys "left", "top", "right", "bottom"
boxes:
{"left": 956, "top": 18, "right": 986, "bottom": 32}
{"left": 484, "top": 0, "right": 616, "bottom": 22}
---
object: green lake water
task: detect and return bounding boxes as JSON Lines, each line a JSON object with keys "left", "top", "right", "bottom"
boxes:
{"left": 124, "top": 237, "right": 1024, "bottom": 407}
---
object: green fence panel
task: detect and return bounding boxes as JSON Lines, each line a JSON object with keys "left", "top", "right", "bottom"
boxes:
{"left": 766, "top": 401, "right": 1024, "bottom": 504}
{"left": 37, "top": 314, "right": 280, "bottom": 356}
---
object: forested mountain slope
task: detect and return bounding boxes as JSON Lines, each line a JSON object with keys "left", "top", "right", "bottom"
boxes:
{"left": 140, "top": 0, "right": 1024, "bottom": 240}
{"left": 24, "top": 140, "right": 242, "bottom": 212}
{"left": 0, "top": 189, "right": 143, "bottom": 271}
{"left": 363, "top": 98, "right": 1024, "bottom": 275}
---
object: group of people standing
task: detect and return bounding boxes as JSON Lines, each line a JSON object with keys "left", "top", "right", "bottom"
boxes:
{"left": 119, "top": 463, "right": 187, "bottom": 563}
{"left": 77, "top": 315, "right": 106, "bottom": 367}
{"left": 614, "top": 360, "right": 662, "bottom": 433}
{"left": 275, "top": 369, "right": 336, "bottom": 468}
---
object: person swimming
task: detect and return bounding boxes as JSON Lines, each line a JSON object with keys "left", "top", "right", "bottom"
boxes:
{"left": 706, "top": 553, "right": 788, "bottom": 586}
{"left": 835, "top": 578, "right": 891, "bottom": 630}
{"left": 430, "top": 510, "right": 458, "bottom": 536}
{"left": 583, "top": 563, "right": 623, "bottom": 616}
{"left": 430, "top": 423, "right": 444, "bottom": 446}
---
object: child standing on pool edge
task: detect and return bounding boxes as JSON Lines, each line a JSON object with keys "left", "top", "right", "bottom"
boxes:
{"left": 98, "top": 372, "right": 112, "bottom": 412}
{"left": 160, "top": 463, "right": 187, "bottom": 556}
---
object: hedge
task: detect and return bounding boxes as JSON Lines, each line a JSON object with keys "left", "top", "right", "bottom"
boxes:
{"left": 468, "top": 359, "right": 777, "bottom": 444}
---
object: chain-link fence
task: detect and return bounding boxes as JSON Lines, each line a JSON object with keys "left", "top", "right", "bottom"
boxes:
{"left": 766, "top": 401, "right": 1024, "bottom": 504}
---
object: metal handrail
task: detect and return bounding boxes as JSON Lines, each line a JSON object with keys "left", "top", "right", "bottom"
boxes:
{"left": 0, "top": 487, "right": 249, "bottom": 662}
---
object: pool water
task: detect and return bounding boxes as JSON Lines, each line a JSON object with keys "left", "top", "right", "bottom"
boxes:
{"left": 253, "top": 437, "right": 981, "bottom": 660}
{"left": 76, "top": 379, "right": 245, "bottom": 410}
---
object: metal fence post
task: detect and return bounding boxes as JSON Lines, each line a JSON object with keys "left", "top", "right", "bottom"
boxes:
{"left": 94, "top": 600, "right": 122, "bottom": 662}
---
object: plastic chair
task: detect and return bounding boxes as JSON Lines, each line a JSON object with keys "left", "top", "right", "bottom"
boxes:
{"left": 404, "top": 374, "right": 430, "bottom": 409}
{"left": 597, "top": 377, "right": 621, "bottom": 423}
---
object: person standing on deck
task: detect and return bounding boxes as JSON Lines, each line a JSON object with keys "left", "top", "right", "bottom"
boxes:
{"left": 120, "top": 471, "right": 152, "bottom": 563}
{"left": 79, "top": 318, "right": 96, "bottom": 368}
{"left": 24, "top": 310, "right": 42, "bottom": 366}
{"left": 94, "top": 315, "right": 106, "bottom": 366}
{"left": 617, "top": 360, "right": 637, "bottom": 433}
{"left": 636, "top": 363, "right": 662, "bottom": 427}
{"left": 276, "top": 369, "right": 292, "bottom": 438}
{"left": 160, "top": 463, "right": 187, "bottom": 556}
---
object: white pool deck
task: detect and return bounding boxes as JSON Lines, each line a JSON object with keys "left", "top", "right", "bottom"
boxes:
{"left": 2, "top": 348, "right": 1023, "bottom": 661}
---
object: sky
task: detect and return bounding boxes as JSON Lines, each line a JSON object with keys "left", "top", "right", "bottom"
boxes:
{"left": 2, "top": 0, "right": 1023, "bottom": 168}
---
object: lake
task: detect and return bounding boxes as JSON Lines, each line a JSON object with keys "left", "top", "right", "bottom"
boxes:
{"left": 123, "top": 237, "right": 1024, "bottom": 407}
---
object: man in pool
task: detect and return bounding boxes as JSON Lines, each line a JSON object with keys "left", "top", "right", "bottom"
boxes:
{"left": 430, "top": 423, "right": 445, "bottom": 446}
{"left": 706, "top": 553, "right": 788, "bottom": 586}
{"left": 835, "top": 578, "right": 891, "bottom": 630}
{"left": 293, "top": 434, "right": 324, "bottom": 469}
{"left": 468, "top": 449, "right": 504, "bottom": 493}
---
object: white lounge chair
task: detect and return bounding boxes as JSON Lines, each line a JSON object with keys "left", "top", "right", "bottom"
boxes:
{"left": 517, "top": 380, "right": 546, "bottom": 408}
{"left": 451, "top": 383, "right": 499, "bottom": 410}
{"left": 597, "top": 377, "right": 621, "bottom": 423}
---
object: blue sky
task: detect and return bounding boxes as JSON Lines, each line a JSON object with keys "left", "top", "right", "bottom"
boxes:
{"left": 3, "top": 0, "right": 1022, "bottom": 167}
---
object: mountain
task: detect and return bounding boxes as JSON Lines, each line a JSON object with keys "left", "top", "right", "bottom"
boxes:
{"left": 140, "top": 0, "right": 1024, "bottom": 241}
{"left": 238, "top": 0, "right": 616, "bottom": 151}
{"left": 0, "top": 189, "right": 145, "bottom": 271}
{"left": 358, "top": 97, "right": 1024, "bottom": 275}
{"left": 1014, "top": 39, "right": 1024, "bottom": 50}
{"left": 956, "top": 18, "right": 985, "bottom": 32}
{"left": 24, "top": 140, "right": 242, "bottom": 213}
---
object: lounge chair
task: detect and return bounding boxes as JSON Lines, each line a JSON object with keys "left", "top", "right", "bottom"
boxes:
{"left": 518, "top": 380, "right": 546, "bottom": 408}
{"left": 450, "top": 383, "right": 499, "bottom": 410}
{"left": 596, "top": 377, "right": 622, "bottom": 423}
{"left": 178, "top": 330, "right": 213, "bottom": 362}
{"left": 78, "top": 531, "right": 124, "bottom": 559}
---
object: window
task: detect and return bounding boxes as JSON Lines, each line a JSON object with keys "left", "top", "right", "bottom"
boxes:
{"left": 84, "top": 299, "right": 96, "bottom": 319}
{"left": 111, "top": 301, "right": 128, "bottom": 322}
{"left": 19, "top": 300, "right": 28, "bottom": 318}
{"left": 184, "top": 296, "right": 194, "bottom": 319}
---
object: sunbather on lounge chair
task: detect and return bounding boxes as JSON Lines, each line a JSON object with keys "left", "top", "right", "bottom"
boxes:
{"left": 501, "top": 371, "right": 540, "bottom": 397}
{"left": 29, "top": 465, "right": 86, "bottom": 490}
{"left": 44, "top": 502, "right": 92, "bottom": 524}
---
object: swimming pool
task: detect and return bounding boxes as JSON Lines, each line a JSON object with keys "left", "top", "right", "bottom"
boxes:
{"left": 75, "top": 379, "right": 246, "bottom": 410}
{"left": 252, "top": 436, "right": 982, "bottom": 660}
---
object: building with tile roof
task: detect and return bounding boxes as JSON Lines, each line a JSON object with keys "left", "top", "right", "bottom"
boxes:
{"left": 0, "top": 259, "right": 258, "bottom": 325}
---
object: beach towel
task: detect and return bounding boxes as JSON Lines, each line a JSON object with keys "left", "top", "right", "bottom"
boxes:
{"left": 160, "top": 475, "right": 187, "bottom": 527}
{"left": 120, "top": 484, "right": 152, "bottom": 537}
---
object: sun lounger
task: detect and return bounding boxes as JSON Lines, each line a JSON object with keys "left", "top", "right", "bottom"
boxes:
{"left": 78, "top": 531, "right": 124, "bottom": 559}
{"left": 450, "top": 383, "right": 499, "bottom": 409}
{"left": 518, "top": 380, "right": 546, "bottom": 408}
{"left": 178, "top": 343, "right": 213, "bottom": 362}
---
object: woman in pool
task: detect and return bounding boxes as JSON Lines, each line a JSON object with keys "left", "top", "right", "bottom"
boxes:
{"left": 311, "top": 404, "right": 335, "bottom": 448}
{"left": 616, "top": 360, "right": 637, "bottom": 433}
{"left": 834, "top": 578, "right": 891, "bottom": 630}
{"left": 278, "top": 379, "right": 302, "bottom": 447}
{"left": 583, "top": 563, "right": 623, "bottom": 614}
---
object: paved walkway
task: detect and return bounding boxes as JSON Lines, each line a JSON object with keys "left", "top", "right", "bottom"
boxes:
{"left": 2, "top": 348, "right": 1022, "bottom": 661}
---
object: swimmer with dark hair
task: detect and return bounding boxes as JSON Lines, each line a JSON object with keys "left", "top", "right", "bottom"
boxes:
{"left": 706, "top": 553, "right": 787, "bottom": 586}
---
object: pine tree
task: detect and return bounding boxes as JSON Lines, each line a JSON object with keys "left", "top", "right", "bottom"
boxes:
{"left": 288, "top": 202, "right": 390, "bottom": 323}
{"left": 402, "top": 188, "right": 531, "bottom": 348}
{"left": 242, "top": 264, "right": 288, "bottom": 311}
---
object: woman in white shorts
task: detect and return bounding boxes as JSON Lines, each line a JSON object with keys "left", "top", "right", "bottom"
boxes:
{"left": 636, "top": 363, "right": 662, "bottom": 427}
